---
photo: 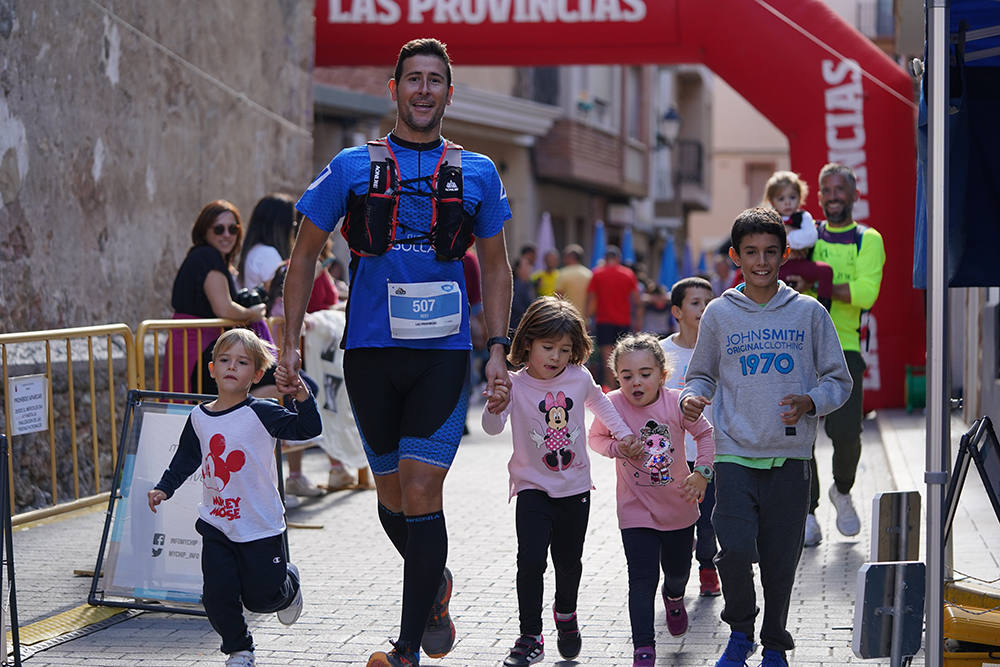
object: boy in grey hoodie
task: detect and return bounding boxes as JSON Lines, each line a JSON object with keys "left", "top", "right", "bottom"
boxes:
{"left": 680, "top": 208, "right": 851, "bottom": 667}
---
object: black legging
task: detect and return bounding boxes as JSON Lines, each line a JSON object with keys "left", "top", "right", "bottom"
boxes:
{"left": 621, "top": 524, "right": 695, "bottom": 648}
{"left": 514, "top": 489, "right": 591, "bottom": 636}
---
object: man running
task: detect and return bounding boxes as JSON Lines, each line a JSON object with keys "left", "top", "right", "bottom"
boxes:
{"left": 276, "top": 38, "right": 514, "bottom": 666}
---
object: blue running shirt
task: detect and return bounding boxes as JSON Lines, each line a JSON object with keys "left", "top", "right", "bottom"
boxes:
{"left": 297, "top": 136, "right": 511, "bottom": 350}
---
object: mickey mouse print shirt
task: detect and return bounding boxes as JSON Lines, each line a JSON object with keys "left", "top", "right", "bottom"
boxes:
{"left": 154, "top": 396, "right": 322, "bottom": 543}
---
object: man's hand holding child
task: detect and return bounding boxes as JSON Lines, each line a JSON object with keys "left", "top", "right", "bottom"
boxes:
{"left": 484, "top": 379, "right": 510, "bottom": 414}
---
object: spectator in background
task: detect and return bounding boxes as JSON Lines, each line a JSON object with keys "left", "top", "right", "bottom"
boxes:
{"left": 519, "top": 243, "right": 538, "bottom": 272}
{"left": 510, "top": 255, "right": 537, "bottom": 332}
{"left": 641, "top": 282, "right": 673, "bottom": 338}
{"left": 322, "top": 244, "right": 350, "bottom": 299}
{"left": 531, "top": 248, "right": 561, "bottom": 297}
{"left": 554, "top": 243, "right": 592, "bottom": 318}
{"left": 805, "top": 163, "right": 886, "bottom": 547}
{"left": 710, "top": 239, "right": 738, "bottom": 296}
{"left": 586, "top": 246, "right": 641, "bottom": 388}
{"left": 165, "top": 200, "right": 266, "bottom": 395}
{"left": 240, "top": 193, "right": 354, "bottom": 496}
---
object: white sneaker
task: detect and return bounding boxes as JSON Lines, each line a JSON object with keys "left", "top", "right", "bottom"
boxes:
{"left": 828, "top": 484, "right": 861, "bottom": 536}
{"left": 326, "top": 465, "right": 354, "bottom": 490}
{"left": 284, "top": 474, "right": 323, "bottom": 497}
{"left": 225, "top": 650, "right": 255, "bottom": 666}
{"left": 804, "top": 513, "right": 822, "bottom": 547}
{"left": 277, "top": 563, "right": 303, "bottom": 625}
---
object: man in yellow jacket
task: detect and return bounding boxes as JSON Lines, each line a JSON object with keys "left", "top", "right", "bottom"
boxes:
{"left": 804, "top": 163, "right": 885, "bottom": 547}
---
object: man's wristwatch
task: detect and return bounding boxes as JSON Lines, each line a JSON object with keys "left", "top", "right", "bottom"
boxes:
{"left": 486, "top": 336, "right": 512, "bottom": 355}
{"left": 693, "top": 465, "right": 714, "bottom": 482}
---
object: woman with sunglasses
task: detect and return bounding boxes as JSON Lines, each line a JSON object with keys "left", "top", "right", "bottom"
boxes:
{"left": 164, "top": 200, "right": 267, "bottom": 396}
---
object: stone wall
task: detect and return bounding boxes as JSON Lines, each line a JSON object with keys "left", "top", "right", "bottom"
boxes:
{"left": 0, "top": 0, "right": 315, "bottom": 332}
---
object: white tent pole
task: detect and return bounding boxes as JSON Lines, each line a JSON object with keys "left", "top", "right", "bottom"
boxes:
{"left": 925, "top": 1, "right": 949, "bottom": 666}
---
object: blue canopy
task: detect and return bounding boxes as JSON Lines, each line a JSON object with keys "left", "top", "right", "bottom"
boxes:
{"left": 591, "top": 220, "right": 606, "bottom": 269}
{"left": 659, "top": 237, "right": 678, "bottom": 290}
{"left": 680, "top": 241, "right": 694, "bottom": 279}
{"left": 621, "top": 226, "right": 636, "bottom": 265}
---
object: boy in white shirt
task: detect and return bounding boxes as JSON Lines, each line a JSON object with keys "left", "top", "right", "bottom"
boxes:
{"left": 659, "top": 276, "right": 720, "bottom": 597}
{"left": 149, "top": 328, "right": 321, "bottom": 667}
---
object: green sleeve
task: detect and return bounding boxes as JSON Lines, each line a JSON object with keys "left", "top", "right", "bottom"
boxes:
{"left": 850, "top": 228, "right": 886, "bottom": 310}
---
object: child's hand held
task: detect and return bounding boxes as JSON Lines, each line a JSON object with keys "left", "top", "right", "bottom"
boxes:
{"left": 274, "top": 364, "right": 301, "bottom": 396}
{"left": 680, "top": 472, "right": 707, "bottom": 504}
{"left": 618, "top": 434, "right": 642, "bottom": 458}
{"left": 484, "top": 380, "right": 510, "bottom": 414}
{"left": 681, "top": 395, "right": 710, "bottom": 421}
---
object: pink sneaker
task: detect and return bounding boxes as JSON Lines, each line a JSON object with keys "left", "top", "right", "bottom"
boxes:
{"left": 632, "top": 646, "right": 655, "bottom": 667}
{"left": 664, "top": 595, "right": 688, "bottom": 637}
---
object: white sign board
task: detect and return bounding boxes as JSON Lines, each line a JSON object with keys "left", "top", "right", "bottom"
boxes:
{"left": 8, "top": 374, "right": 48, "bottom": 436}
{"left": 103, "top": 403, "right": 205, "bottom": 606}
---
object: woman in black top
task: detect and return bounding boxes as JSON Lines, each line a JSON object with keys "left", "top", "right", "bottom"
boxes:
{"left": 164, "top": 200, "right": 266, "bottom": 394}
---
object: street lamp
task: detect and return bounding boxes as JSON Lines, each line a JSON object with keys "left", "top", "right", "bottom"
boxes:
{"left": 656, "top": 107, "right": 681, "bottom": 149}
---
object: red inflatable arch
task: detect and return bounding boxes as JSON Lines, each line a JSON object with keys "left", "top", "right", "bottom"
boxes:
{"left": 316, "top": 0, "right": 922, "bottom": 409}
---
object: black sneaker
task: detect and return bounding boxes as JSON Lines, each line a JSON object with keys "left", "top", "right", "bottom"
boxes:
{"left": 421, "top": 567, "right": 455, "bottom": 658}
{"left": 553, "top": 608, "right": 581, "bottom": 659}
{"left": 503, "top": 634, "right": 544, "bottom": 666}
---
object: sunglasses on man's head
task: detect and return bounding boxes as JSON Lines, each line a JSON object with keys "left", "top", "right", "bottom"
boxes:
{"left": 212, "top": 224, "right": 240, "bottom": 236}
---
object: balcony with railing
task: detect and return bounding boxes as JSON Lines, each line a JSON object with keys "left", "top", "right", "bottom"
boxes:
{"left": 533, "top": 119, "right": 649, "bottom": 198}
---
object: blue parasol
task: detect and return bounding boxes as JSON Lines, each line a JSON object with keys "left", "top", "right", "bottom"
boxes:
{"left": 621, "top": 225, "right": 636, "bottom": 265}
{"left": 658, "top": 236, "right": 678, "bottom": 289}
{"left": 591, "top": 220, "right": 606, "bottom": 269}
{"left": 697, "top": 250, "right": 708, "bottom": 275}
{"left": 681, "top": 241, "right": 694, "bottom": 278}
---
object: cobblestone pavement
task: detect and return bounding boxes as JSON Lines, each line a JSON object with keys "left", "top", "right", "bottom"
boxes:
{"left": 8, "top": 408, "right": 996, "bottom": 665}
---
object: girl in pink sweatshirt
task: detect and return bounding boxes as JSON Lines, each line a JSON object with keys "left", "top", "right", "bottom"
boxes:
{"left": 589, "top": 333, "right": 714, "bottom": 667}
{"left": 483, "top": 296, "right": 634, "bottom": 667}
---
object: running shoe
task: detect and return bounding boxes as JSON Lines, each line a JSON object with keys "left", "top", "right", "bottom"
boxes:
{"left": 828, "top": 484, "right": 861, "bottom": 536}
{"left": 760, "top": 648, "right": 789, "bottom": 666}
{"left": 367, "top": 641, "right": 420, "bottom": 666}
{"left": 553, "top": 607, "right": 581, "bottom": 659}
{"left": 326, "top": 465, "right": 355, "bottom": 490}
{"left": 664, "top": 595, "right": 688, "bottom": 637}
{"left": 633, "top": 645, "right": 655, "bottom": 667}
{"left": 804, "top": 513, "right": 823, "bottom": 547}
{"left": 284, "top": 474, "right": 323, "bottom": 497}
{"left": 503, "top": 634, "right": 544, "bottom": 666}
{"left": 276, "top": 563, "right": 302, "bottom": 625}
{"left": 225, "top": 650, "right": 255, "bottom": 667}
{"left": 700, "top": 568, "right": 722, "bottom": 597}
{"left": 715, "top": 631, "right": 757, "bottom": 666}
{"left": 421, "top": 567, "right": 455, "bottom": 658}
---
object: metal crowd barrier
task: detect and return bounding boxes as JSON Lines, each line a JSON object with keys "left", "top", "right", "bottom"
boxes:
{"left": 1, "top": 317, "right": 369, "bottom": 522}
{"left": 135, "top": 317, "right": 230, "bottom": 392}
{"left": 0, "top": 324, "right": 136, "bottom": 525}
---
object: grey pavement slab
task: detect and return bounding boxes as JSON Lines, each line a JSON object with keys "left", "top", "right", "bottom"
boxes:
{"left": 7, "top": 408, "right": 995, "bottom": 665}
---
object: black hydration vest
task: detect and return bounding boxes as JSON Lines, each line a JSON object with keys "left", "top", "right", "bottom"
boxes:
{"left": 341, "top": 138, "right": 476, "bottom": 261}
